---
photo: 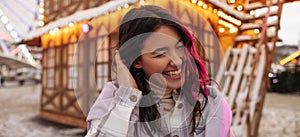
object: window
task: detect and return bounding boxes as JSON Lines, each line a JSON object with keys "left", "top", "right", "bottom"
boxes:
{"left": 45, "top": 48, "right": 55, "bottom": 88}
{"left": 96, "top": 37, "right": 110, "bottom": 89}
{"left": 67, "top": 42, "right": 78, "bottom": 89}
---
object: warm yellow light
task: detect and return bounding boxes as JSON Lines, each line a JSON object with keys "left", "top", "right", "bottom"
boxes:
{"left": 217, "top": 11, "right": 223, "bottom": 16}
{"left": 197, "top": 1, "right": 203, "bottom": 6}
{"left": 139, "top": 0, "right": 145, "bottom": 5}
{"left": 219, "top": 28, "right": 225, "bottom": 33}
{"left": 203, "top": 4, "right": 208, "bottom": 9}
{"left": 237, "top": 5, "right": 243, "bottom": 11}
{"left": 229, "top": 28, "right": 238, "bottom": 33}
{"left": 229, "top": 0, "right": 236, "bottom": 3}
{"left": 218, "top": 20, "right": 222, "bottom": 24}
{"left": 280, "top": 50, "right": 300, "bottom": 65}
{"left": 54, "top": 28, "right": 59, "bottom": 33}
{"left": 49, "top": 30, "right": 54, "bottom": 35}
{"left": 38, "top": 15, "right": 44, "bottom": 20}
{"left": 219, "top": 19, "right": 235, "bottom": 29}
{"left": 39, "top": 2, "right": 44, "bottom": 7}
{"left": 39, "top": 7, "right": 44, "bottom": 13}
{"left": 217, "top": 10, "right": 241, "bottom": 26}
{"left": 69, "top": 22, "right": 74, "bottom": 27}
{"left": 250, "top": 10, "right": 256, "bottom": 16}
{"left": 236, "top": 20, "right": 242, "bottom": 26}
{"left": 38, "top": 21, "right": 44, "bottom": 26}
{"left": 192, "top": 0, "right": 198, "bottom": 4}
{"left": 213, "top": 9, "right": 218, "bottom": 13}
{"left": 254, "top": 29, "right": 260, "bottom": 34}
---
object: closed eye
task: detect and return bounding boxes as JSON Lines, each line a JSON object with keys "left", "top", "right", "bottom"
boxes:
{"left": 176, "top": 45, "right": 185, "bottom": 49}
{"left": 154, "top": 52, "right": 166, "bottom": 57}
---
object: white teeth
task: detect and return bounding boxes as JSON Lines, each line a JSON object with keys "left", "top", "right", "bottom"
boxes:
{"left": 165, "top": 69, "right": 181, "bottom": 75}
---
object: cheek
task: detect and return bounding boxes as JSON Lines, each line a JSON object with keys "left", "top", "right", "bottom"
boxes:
{"left": 143, "top": 63, "right": 164, "bottom": 76}
{"left": 142, "top": 59, "right": 168, "bottom": 77}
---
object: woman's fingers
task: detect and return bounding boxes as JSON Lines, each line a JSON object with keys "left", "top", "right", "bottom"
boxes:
{"left": 115, "top": 50, "right": 127, "bottom": 73}
{"left": 115, "top": 50, "right": 122, "bottom": 67}
{"left": 115, "top": 50, "right": 137, "bottom": 89}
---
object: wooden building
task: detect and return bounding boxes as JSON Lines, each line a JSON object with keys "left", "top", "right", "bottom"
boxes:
{"left": 22, "top": 0, "right": 287, "bottom": 136}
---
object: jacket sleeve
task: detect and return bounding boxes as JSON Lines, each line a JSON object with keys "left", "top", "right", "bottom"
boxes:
{"left": 204, "top": 97, "right": 232, "bottom": 137}
{"left": 195, "top": 86, "right": 233, "bottom": 137}
{"left": 85, "top": 82, "right": 142, "bottom": 137}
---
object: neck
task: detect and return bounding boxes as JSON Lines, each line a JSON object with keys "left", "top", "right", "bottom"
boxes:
{"left": 146, "top": 79, "right": 172, "bottom": 98}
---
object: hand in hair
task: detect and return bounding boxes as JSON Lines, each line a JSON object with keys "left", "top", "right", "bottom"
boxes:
{"left": 115, "top": 50, "right": 138, "bottom": 89}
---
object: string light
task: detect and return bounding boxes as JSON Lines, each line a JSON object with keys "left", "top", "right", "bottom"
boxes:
{"left": 68, "top": 22, "right": 74, "bottom": 27}
{"left": 5, "top": 24, "right": 13, "bottom": 31}
{"left": 124, "top": 4, "right": 129, "bottom": 8}
{"left": 37, "top": 0, "right": 45, "bottom": 27}
{"left": 237, "top": 5, "right": 243, "bottom": 11}
{"left": 1, "top": 16, "right": 8, "bottom": 24}
{"left": 39, "top": 2, "right": 44, "bottom": 7}
{"left": 228, "top": 0, "right": 235, "bottom": 4}
{"left": 229, "top": 28, "right": 238, "bottom": 33}
{"left": 45, "top": 2, "right": 136, "bottom": 36}
{"left": 213, "top": 9, "right": 218, "bottom": 13}
{"left": 49, "top": 30, "right": 54, "bottom": 35}
{"left": 38, "top": 21, "right": 44, "bottom": 26}
{"left": 197, "top": 1, "right": 203, "bottom": 6}
{"left": 117, "top": 6, "right": 122, "bottom": 10}
{"left": 139, "top": 0, "right": 145, "bottom": 5}
{"left": 0, "top": 12, "right": 20, "bottom": 42}
{"left": 82, "top": 23, "right": 92, "bottom": 33}
{"left": 219, "top": 28, "right": 225, "bottom": 33}
{"left": 53, "top": 27, "right": 59, "bottom": 33}
{"left": 218, "top": 19, "right": 237, "bottom": 33}
{"left": 189, "top": 0, "right": 241, "bottom": 33}
{"left": 38, "top": 15, "right": 44, "bottom": 20}
{"left": 217, "top": 11, "right": 241, "bottom": 26}
{"left": 10, "top": 30, "right": 18, "bottom": 38}
{"left": 39, "top": 7, "right": 45, "bottom": 13}
{"left": 250, "top": 10, "right": 256, "bottom": 16}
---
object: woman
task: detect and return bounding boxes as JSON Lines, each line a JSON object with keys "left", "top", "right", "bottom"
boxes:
{"left": 86, "top": 5, "right": 232, "bottom": 137}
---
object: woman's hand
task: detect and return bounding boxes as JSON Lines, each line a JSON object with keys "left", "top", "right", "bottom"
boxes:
{"left": 115, "top": 50, "right": 138, "bottom": 89}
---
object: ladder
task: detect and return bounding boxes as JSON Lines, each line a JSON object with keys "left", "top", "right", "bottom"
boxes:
{"left": 214, "top": 0, "right": 284, "bottom": 136}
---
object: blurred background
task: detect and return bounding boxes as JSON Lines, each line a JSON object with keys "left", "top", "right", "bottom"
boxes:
{"left": 0, "top": 0, "right": 299, "bottom": 137}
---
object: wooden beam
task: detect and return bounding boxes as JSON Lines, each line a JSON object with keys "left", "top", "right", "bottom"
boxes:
{"left": 40, "top": 111, "right": 87, "bottom": 129}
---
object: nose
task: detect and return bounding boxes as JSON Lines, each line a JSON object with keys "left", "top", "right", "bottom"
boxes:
{"left": 168, "top": 53, "right": 183, "bottom": 67}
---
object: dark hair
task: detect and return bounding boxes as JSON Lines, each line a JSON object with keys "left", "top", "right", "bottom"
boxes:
{"left": 117, "top": 5, "right": 208, "bottom": 135}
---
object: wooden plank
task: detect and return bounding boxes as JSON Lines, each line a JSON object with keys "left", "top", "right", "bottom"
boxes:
{"left": 40, "top": 111, "right": 86, "bottom": 129}
{"left": 216, "top": 44, "right": 267, "bottom": 137}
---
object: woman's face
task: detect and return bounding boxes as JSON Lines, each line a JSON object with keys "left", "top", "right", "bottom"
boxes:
{"left": 134, "top": 25, "right": 186, "bottom": 90}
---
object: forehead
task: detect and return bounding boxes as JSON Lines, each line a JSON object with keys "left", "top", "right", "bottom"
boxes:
{"left": 142, "top": 26, "right": 182, "bottom": 52}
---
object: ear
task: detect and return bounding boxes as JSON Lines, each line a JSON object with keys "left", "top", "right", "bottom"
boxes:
{"left": 133, "top": 59, "right": 143, "bottom": 69}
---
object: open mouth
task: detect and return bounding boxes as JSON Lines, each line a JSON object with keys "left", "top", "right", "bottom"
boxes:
{"left": 163, "top": 69, "right": 181, "bottom": 79}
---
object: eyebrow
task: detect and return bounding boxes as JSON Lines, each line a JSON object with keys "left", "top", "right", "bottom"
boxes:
{"left": 175, "top": 38, "right": 183, "bottom": 46}
{"left": 152, "top": 38, "right": 183, "bottom": 53}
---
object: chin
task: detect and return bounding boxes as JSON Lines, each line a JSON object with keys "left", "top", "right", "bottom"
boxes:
{"left": 166, "top": 81, "right": 182, "bottom": 90}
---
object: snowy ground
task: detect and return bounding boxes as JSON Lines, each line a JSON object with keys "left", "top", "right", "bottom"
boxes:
{"left": 258, "top": 92, "right": 300, "bottom": 137}
{"left": 0, "top": 84, "right": 86, "bottom": 137}
{"left": 0, "top": 84, "right": 299, "bottom": 137}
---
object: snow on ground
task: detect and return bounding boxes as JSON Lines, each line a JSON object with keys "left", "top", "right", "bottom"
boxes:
{"left": 258, "top": 92, "right": 300, "bottom": 137}
{"left": 0, "top": 84, "right": 86, "bottom": 137}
